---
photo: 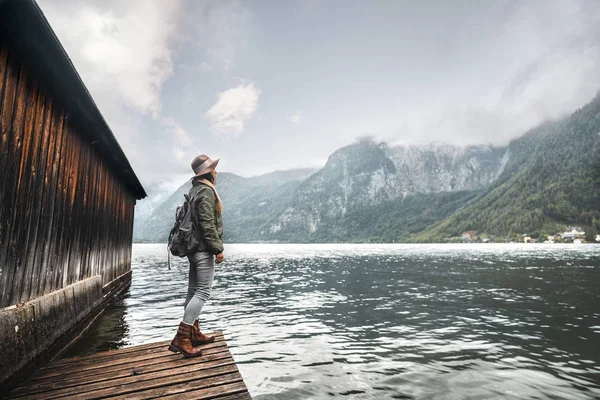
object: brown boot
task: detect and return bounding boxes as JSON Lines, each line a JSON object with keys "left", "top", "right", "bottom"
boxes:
{"left": 191, "top": 320, "right": 215, "bottom": 346}
{"left": 168, "top": 322, "right": 203, "bottom": 357}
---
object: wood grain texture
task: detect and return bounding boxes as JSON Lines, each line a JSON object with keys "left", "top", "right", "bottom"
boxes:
{"left": 0, "top": 45, "right": 21, "bottom": 307}
{"left": 0, "top": 38, "right": 137, "bottom": 307}
{"left": 11, "top": 351, "right": 234, "bottom": 397}
{"left": 49, "top": 334, "right": 225, "bottom": 367}
{"left": 8, "top": 332, "right": 251, "bottom": 400}
{"left": 31, "top": 341, "right": 230, "bottom": 381}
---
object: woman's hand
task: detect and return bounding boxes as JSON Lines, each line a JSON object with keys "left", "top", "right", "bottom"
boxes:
{"left": 215, "top": 252, "right": 225, "bottom": 264}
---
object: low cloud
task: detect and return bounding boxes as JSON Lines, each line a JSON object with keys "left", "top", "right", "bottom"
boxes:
{"left": 178, "top": 61, "right": 214, "bottom": 73}
{"left": 388, "top": 0, "right": 600, "bottom": 148}
{"left": 37, "top": 0, "right": 185, "bottom": 184}
{"left": 161, "top": 117, "right": 193, "bottom": 161}
{"left": 35, "top": 0, "right": 600, "bottom": 183}
{"left": 205, "top": 83, "right": 261, "bottom": 135}
{"left": 191, "top": 0, "right": 252, "bottom": 71}
{"left": 39, "top": 0, "right": 181, "bottom": 116}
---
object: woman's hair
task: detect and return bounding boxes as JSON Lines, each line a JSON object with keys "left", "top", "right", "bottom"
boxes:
{"left": 195, "top": 172, "right": 214, "bottom": 183}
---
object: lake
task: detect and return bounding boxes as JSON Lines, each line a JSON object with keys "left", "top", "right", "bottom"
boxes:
{"left": 64, "top": 244, "right": 600, "bottom": 399}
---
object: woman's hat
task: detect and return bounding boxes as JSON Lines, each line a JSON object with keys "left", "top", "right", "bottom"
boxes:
{"left": 191, "top": 154, "right": 220, "bottom": 176}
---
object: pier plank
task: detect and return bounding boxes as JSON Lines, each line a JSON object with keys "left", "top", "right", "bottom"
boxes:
{"left": 8, "top": 332, "right": 251, "bottom": 399}
{"left": 48, "top": 333, "right": 225, "bottom": 367}
{"left": 109, "top": 373, "right": 244, "bottom": 400}
{"left": 158, "top": 381, "right": 250, "bottom": 400}
{"left": 31, "top": 340, "right": 229, "bottom": 381}
{"left": 27, "top": 345, "right": 231, "bottom": 386}
{"left": 202, "top": 394, "right": 253, "bottom": 400}
{"left": 10, "top": 350, "right": 234, "bottom": 397}
{"left": 25, "top": 364, "right": 240, "bottom": 400}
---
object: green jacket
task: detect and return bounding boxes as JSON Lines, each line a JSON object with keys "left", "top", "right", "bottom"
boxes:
{"left": 189, "top": 179, "right": 224, "bottom": 255}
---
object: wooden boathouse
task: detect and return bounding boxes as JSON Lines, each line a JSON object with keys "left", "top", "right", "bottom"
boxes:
{"left": 0, "top": 0, "right": 146, "bottom": 389}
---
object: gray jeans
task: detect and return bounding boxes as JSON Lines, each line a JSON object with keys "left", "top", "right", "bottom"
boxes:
{"left": 182, "top": 251, "right": 215, "bottom": 325}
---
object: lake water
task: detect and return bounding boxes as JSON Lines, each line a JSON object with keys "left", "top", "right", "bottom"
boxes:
{"left": 64, "top": 244, "right": 600, "bottom": 399}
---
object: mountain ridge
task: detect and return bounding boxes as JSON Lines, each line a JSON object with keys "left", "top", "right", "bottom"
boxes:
{"left": 134, "top": 93, "right": 600, "bottom": 243}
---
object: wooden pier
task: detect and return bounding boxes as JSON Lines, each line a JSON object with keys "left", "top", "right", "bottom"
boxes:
{"left": 7, "top": 332, "right": 251, "bottom": 399}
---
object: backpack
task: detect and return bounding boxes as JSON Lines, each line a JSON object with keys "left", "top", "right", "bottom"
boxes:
{"left": 167, "top": 193, "right": 200, "bottom": 262}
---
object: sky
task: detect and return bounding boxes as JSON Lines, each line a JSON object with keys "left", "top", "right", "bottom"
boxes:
{"left": 37, "top": 0, "right": 600, "bottom": 194}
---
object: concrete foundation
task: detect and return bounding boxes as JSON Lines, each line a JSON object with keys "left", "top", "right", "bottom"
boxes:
{"left": 0, "top": 272, "right": 131, "bottom": 389}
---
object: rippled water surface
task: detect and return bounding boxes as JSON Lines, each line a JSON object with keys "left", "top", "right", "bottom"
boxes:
{"left": 65, "top": 244, "right": 600, "bottom": 399}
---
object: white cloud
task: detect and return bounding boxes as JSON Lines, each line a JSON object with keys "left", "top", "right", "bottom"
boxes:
{"left": 192, "top": 1, "right": 252, "bottom": 71}
{"left": 380, "top": 1, "right": 600, "bottom": 148}
{"left": 205, "top": 83, "right": 261, "bottom": 135}
{"left": 173, "top": 148, "right": 186, "bottom": 162}
{"left": 161, "top": 117, "right": 192, "bottom": 147}
{"left": 179, "top": 61, "right": 214, "bottom": 72}
{"left": 38, "top": 0, "right": 181, "bottom": 116}
{"left": 200, "top": 61, "right": 214, "bottom": 71}
{"left": 161, "top": 117, "right": 193, "bottom": 162}
{"left": 34, "top": 0, "right": 600, "bottom": 182}
{"left": 37, "top": 0, "right": 192, "bottom": 185}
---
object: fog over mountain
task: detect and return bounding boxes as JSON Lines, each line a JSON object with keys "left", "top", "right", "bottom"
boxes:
{"left": 34, "top": 1, "right": 600, "bottom": 242}
{"left": 38, "top": 0, "right": 600, "bottom": 189}
{"left": 135, "top": 92, "right": 600, "bottom": 243}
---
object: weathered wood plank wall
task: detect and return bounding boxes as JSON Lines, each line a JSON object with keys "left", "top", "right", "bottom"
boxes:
{"left": 0, "top": 38, "right": 135, "bottom": 308}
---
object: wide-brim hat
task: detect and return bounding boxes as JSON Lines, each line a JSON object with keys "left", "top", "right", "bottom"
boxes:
{"left": 191, "top": 154, "right": 220, "bottom": 177}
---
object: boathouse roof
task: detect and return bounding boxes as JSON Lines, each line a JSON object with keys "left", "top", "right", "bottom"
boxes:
{"left": 0, "top": 0, "right": 147, "bottom": 199}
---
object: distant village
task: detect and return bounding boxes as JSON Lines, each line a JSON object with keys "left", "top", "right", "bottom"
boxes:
{"left": 460, "top": 227, "right": 600, "bottom": 244}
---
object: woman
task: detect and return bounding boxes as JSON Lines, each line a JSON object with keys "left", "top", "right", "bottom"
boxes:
{"left": 169, "top": 154, "right": 225, "bottom": 357}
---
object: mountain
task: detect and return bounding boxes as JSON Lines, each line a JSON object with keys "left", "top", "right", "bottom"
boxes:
{"left": 265, "top": 95, "right": 600, "bottom": 243}
{"left": 132, "top": 181, "right": 182, "bottom": 240}
{"left": 416, "top": 95, "right": 600, "bottom": 242}
{"left": 134, "top": 93, "right": 600, "bottom": 243}
{"left": 264, "top": 140, "right": 507, "bottom": 240}
{"left": 133, "top": 169, "right": 316, "bottom": 243}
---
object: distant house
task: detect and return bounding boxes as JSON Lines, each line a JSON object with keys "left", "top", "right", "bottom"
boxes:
{"left": 461, "top": 230, "right": 477, "bottom": 241}
{"left": 561, "top": 226, "right": 585, "bottom": 241}
{"left": 596, "top": 234, "right": 600, "bottom": 243}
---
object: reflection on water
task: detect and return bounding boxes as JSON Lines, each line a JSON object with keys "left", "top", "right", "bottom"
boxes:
{"left": 67, "top": 244, "right": 600, "bottom": 399}
{"left": 61, "top": 296, "right": 130, "bottom": 358}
